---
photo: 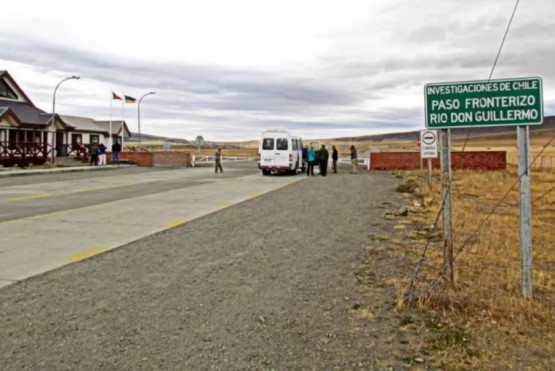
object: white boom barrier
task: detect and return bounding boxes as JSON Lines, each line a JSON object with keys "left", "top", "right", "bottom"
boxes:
{"left": 192, "top": 156, "right": 256, "bottom": 167}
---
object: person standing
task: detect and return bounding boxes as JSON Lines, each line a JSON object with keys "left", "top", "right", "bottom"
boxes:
{"left": 318, "top": 144, "right": 329, "bottom": 176}
{"left": 306, "top": 145, "right": 316, "bottom": 176}
{"left": 111, "top": 139, "right": 122, "bottom": 165}
{"left": 350, "top": 145, "right": 358, "bottom": 174}
{"left": 98, "top": 143, "right": 107, "bottom": 166}
{"left": 89, "top": 144, "right": 99, "bottom": 166}
{"left": 331, "top": 145, "right": 338, "bottom": 173}
{"left": 215, "top": 147, "right": 223, "bottom": 173}
{"left": 302, "top": 144, "right": 308, "bottom": 171}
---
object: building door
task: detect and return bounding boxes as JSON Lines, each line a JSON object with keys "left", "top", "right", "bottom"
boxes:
{"left": 56, "top": 132, "right": 66, "bottom": 156}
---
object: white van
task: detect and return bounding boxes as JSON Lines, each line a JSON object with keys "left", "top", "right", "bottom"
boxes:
{"left": 258, "top": 129, "right": 303, "bottom": 175}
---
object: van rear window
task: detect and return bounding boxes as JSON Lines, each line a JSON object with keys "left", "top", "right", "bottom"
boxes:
{"left": 276, "top": 138, "right": 288, "bottom": 150}
{"left": 262, "top": 138, "right": 274, "bottom": 150}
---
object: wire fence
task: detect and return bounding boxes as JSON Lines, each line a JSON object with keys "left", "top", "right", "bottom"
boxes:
{"left": 403, "top": 132, "right": 555, "bottom": 303}
{"left": 400, "top": 0, "right": 555, "bottom": 303}
{"left": 507, "top": 153, "right": 555, "bottom": 169}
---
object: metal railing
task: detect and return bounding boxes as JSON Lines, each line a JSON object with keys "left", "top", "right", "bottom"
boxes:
{"left": 192, "top": 156, "right": 256, "bottom": 167}
{"left": 337, "top": 157, "right": 370, "bottom": 170}
{"left": 192, "top": 156, "right": 369, "bottom": 169}
{"left": 507, "top": 153, "right": 555, "bottom": 170}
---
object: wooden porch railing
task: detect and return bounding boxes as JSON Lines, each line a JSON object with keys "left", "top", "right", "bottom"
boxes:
{"left": 0, "top": 141, "right": 50, "bottom": 167}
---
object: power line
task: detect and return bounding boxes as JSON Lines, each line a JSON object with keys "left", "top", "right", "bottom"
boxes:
{"left": 489, "top": 0, "right": 521, "bottom": 80}
{"left": 533, "top": 184, "right": 555, "bottom": 204}
{"left": 404, "top": 0, "right": 523, "bottom": 303}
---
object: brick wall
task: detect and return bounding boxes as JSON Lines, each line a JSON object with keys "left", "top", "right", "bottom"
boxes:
{"left": 107, "top": 151, "right": 192, "bottom": 167}
{"left": 152, "top": 152, "right": 192, "bottom": 167}
{"left": 370, "top": 151, "right": 506, "bottom": 170}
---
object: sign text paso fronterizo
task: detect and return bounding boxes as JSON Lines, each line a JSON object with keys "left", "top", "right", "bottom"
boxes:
{"left": 425, "top": 77, "right": 543, "bottom": 129}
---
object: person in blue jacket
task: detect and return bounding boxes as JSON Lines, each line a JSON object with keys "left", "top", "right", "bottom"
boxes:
{"left": 98, "top": 143, "right": 107, "bottom": 166}
{"left": 306, "top": 145, "right": 316, "bottom": 176}
{"left": 302, "top": 145, "right": 308, "bottom": 171}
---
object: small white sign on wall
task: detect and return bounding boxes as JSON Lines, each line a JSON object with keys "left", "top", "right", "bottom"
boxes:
{"left": 420, "top": 130, "right": 438, "bottom": 159}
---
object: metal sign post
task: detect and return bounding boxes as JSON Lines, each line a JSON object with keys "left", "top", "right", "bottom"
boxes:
{"left": 428, "top": 159, "right": 433, "bottom": 189}
{"left": 517, "top": 126, "right": 533, "bottom": 297}
{"left": 421, "top": 130, "right": 439, "bottom": 189}
{"left": 425, "top": 76, "right": 543, "bottom": 296}
{"left": 440, "top": 129, "right": 454, "bottom": 286}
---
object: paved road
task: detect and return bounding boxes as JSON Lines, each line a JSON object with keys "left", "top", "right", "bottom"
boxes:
{"left": 0, "top": 164, "right": 305, "bottom": 288}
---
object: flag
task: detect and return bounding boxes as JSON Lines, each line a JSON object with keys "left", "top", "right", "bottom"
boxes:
{"left": 112, "top": 92, "right": 122, "bottom": 100}
{"left": 125, "top": 95, "right": 136, "bottom": 104}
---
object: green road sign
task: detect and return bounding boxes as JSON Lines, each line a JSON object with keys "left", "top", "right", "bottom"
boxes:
{"left": 425, "top": 77, "right": 543, "bottom": 129}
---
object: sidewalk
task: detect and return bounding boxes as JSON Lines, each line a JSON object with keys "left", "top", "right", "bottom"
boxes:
{"left": 0, "top": 167, "right": 303, "bottom": 288}
{"left": 0, "top": 164, "right": 133, "bottom": 177}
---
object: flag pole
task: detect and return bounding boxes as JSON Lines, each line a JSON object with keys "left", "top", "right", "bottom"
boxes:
{"left": 109, "top": 91, "right": 113, "bottom": 154}
{"left": 121, "top": 91, "right": 125, "bottom": 151}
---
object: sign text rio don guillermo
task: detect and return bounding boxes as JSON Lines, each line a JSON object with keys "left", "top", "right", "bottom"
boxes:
{"left": 424, "top": 77, "right": 543, "bottom": 129}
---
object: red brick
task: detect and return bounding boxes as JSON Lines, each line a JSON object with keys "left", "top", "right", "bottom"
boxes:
{"left": 107, "top": 151, "right": 192, "bottom": 167}
{"left": 370, "top": 151, "right": 506, "bottom": 171}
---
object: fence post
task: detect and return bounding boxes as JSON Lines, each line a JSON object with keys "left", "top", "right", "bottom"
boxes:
{"left": 440, "top": 129, "right": 454, "bottom": 287}
{"left": 517, "top": 126, "right": 533, "bottom": 297}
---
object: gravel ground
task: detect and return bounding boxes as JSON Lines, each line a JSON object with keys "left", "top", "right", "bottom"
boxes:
{"left": 0, "top": 166, "right": 417, "bottom": 370}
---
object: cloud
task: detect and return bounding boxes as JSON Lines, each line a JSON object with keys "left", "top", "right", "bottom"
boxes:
{"left": 1, "top": 0, "right": 554, "bottom": 142}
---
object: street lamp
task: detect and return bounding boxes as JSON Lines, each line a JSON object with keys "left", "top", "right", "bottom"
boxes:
{"left": 51, "top": 75, "right": 80, "bottom": 164}
{"left": 138, "top": 91, "right": 156, "bottom": 148}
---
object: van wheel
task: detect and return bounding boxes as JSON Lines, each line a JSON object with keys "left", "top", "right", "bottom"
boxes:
{"left": 290, "top": 163, "right": 298, "bottom": 175}
{"left": 262, "top": 169, "right": 271, "bottom": 176}
{"left": 292, "top": 161, "right": 300, "bottom": 175}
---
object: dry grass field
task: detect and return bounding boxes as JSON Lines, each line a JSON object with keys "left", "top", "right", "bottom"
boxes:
{"left": 451, "top": 129, "right": 555, "bottom": 169}
{"left": 394, "top": 164, "right": 555, "bottom": 368}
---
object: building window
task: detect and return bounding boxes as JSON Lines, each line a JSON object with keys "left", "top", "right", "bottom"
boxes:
{"left": 0, "top": 80, "right": 18, "bottom": 100}
{"left": 72, "top": 133, "right": 82, "bottom": 146}
{"left": 90, "top": 135, "right": 99, "bottom": 144}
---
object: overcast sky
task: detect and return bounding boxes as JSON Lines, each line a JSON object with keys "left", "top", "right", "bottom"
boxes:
{"left": 1, "top": 0, "right": 554, "bottom": 141}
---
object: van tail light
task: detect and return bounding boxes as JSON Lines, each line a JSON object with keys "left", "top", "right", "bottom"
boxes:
{"left": 256, "top": 153, "right": 260, "bottom": 161}
{"left": 289, "top": 154, "right": 293, "bottom": 162}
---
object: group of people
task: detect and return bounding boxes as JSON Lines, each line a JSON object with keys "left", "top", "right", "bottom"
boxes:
{"left": 303, "top": 144, "right": 358, "bottom": 176}
{"left": 88, "top": 141, "right": 122, "bottom": 166}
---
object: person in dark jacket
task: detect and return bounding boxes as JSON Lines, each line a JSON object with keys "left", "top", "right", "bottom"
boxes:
{"left": 350, "top": 145, "right": 358, "bottom": 174}
{"left": 89, "top": 144, "right": 99, "bottom": 166}
{"left": 112, "top": 140, "right": 122, "bottom": 165}
{"left": 331, "top": 145, "right": 338, "bottom": 173}
{"left": 318, "top": 144, "right": 329, "bottom": 176}
{"left": 214, "top": 147, "right": 223, "bottom": 173}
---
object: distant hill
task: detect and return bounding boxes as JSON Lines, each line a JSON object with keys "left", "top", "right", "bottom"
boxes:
{"left": 125, "top": 132, "right": 190, "bottom": 144}
{"left": 126, "top": 116, "right": 555, "bottom": 145}
{"left": 331, "top": 116, "right": 555, "bottom": 142}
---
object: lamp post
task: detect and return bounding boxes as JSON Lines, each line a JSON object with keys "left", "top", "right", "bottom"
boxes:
{"left": 137, "top": 91, "right": 156, "bottom": 148}
{"left": 51, "top": 75, "right": 80, "bottom": 164}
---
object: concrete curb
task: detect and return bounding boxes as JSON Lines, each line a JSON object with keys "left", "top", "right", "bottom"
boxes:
{"left": 0, "top": 165, "right": 134, "bottom": 178}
